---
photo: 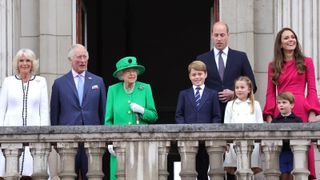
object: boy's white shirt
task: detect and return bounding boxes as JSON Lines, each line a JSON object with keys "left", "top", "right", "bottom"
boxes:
{"left": 192, "top": 84, "right": 205, "bottom": 97}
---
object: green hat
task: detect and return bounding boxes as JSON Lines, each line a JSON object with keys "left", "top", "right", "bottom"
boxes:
{"left": 113, "top": 56, "right": 145, "bottom": 78}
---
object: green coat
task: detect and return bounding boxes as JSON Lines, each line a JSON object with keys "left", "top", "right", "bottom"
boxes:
{"left": 104, "top": 81, "right": 158, "bottom": 180}
{"left": 105, "top": 81, "right": 158, "bottom": 125}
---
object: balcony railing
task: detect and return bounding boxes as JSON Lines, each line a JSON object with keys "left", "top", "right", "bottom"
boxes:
{"left": 0, "top": 123, "right": 319, "bottom": 180}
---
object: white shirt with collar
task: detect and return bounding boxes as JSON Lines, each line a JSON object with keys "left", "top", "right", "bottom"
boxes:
{"left": 214, "top": 46, "right": 229, "bottom": 69}
{"left": 193, "top": 84, "right": 205, "bottom": 98}
{"left": 72, "top": 69, "right": 86, "bottom": 88}
{"left": 224, "top": 98, "right": 263, "bottom": 124}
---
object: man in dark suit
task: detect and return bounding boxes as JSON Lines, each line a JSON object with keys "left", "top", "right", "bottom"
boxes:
{"left": 175, "top": 60, "right": 221, "bottom": 180}
{"left": 197, "top": 21, "right": 257, "bottom": 123}
{"left": 50, "top": 44, "right": 106, "bottom": 180}
{"left": 196, "top": 22, "right": 256, "bottom": 180}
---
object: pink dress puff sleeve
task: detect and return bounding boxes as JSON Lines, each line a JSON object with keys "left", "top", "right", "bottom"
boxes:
{"left": 303, "top": 57, "right": 320, "bottom": 116}
{"left": 263, "top": 62, "right": 277, "bottom": 120}
{"left": 263, "top": 58, "right": 320, "bottom": 122}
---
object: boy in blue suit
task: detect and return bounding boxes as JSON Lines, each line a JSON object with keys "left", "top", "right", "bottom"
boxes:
{"left": 175, "top": 60, "right": 221, "bottom": 180}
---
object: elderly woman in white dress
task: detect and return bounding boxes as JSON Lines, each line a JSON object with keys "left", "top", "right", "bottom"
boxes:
{"left": 0, "top": 49, "right": 50, "bottom": 179}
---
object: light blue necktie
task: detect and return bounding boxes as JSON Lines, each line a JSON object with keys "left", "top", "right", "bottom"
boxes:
{"left": 195, "top": 86, "right": 201, "bottom": 109}
{"left": 77, "top": 75, "right": 84, "bottom": 106}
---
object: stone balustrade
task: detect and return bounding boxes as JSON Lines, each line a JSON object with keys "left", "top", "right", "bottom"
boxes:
{"left": 0, "top": 123, "right": 319, "bottom": 180}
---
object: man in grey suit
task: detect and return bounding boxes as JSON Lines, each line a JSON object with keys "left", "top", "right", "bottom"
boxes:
{"left": 50, "top": 44, "right": 106, "bottom": 180}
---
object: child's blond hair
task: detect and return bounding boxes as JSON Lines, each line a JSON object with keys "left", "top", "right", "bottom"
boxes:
{"left": 232, "top": 76, "right": 255, "bottom": 113}
{"left": 188, "top": 60, "right": 207, "bottom": 73}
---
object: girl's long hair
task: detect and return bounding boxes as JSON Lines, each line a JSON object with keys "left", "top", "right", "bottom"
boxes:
{"left": 232, "top": 76, "right": 255, "bottom": 114}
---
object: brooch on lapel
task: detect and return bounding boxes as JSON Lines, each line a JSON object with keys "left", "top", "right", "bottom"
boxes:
{"left": 138, "top": 85, "right": 144, "bottom": 90}
{"left": 88, "top": 77, "right": 92, "bottom": 80}
{"left": 92, "top": 85, "right": 99, "bottom": 89}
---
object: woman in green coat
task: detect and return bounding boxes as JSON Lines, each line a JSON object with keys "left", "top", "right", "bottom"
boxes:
{"left": 105, "top": 56, "right": 158, "bottom": 180}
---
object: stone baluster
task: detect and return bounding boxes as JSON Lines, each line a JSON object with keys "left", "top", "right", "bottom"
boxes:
{"left": 158, "top": 141, "right": 170, "bottom": 180}
{"left": 205, "top": 140, "right": 226, "bottom": 180}
{"left": 2, "top": 143, "right": 23, "bottom": 180}
{"left": 177, "top": 141, "right": 198, "bottom": 180}
{"left": 57, "top": 142, "right": 78, "bottom": 180}
{"left": 261, "top": 140, "right": 282, "bottom": 180}
{"left": 290, "top": 140, "right": 310, "bottom": 180}
{"left": 234, "top": 140, "right": 254, "bottom": 180}
{"left": 29, "top": 143, "right": 51, "bottom": 180}
{"left": 113, "top": 141, "right": 126, "bottom": 180}
{"left": 84, "top": 142, "right": 105, "bottom": 180}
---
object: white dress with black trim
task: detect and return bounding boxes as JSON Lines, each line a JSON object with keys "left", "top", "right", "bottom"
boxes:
{"left": 0, "top": 75, "right": 49, "bottom": 176}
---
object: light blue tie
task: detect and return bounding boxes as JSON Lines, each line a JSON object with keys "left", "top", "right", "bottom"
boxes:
{"left": 77, "top": 75, "right": 84, "bottom": 106}
{"left": 195, "top": 86, "right": 201, "bottom": 109}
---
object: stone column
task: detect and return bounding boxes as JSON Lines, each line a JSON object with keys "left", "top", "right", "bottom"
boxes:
{"left": 291, "top": 140, "right": 310, "bottom": 180}
{"left": 234, "top": 140, "right": 254, "bottom": 180}
{"left": 2, "top": 143, "right": 23, "bottom": 180}
{"left": 113, "top": 141, "right": 126, "bottom": 180}
{"left": 57, "top": 142, "right": 78, "bottom": 180}
{"left": 84, "top": 142, "right": 105, "bottom": 180}
{"left": 261, "top": 140, "right": 282, "bottom": 180}
{"left": 29, "top": 143, "right": 51, "bottom": 180}
{"left": 205, "top": 140, "right": 226, "bottom": 180}
{"left": 177, "top": 141, "right": 198, "bottom": 180}
{"left": 158, "top": 141, "right": 170, "bottom": 180}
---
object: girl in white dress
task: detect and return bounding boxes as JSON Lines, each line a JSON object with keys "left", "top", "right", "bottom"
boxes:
{"left": 0, "top": 49, "right": 50, "bottom": 179}
{"left": 223, "top": 76, "right": 264, "bottom": 177}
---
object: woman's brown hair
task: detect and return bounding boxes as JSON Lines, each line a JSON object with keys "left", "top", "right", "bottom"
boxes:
{"left": 271, "top": 27, "right": 306, "bottom": 85}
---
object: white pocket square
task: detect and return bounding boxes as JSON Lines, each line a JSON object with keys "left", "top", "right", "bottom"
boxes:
{"left": 92, "top": 85, "right": 99, "bottom": 89}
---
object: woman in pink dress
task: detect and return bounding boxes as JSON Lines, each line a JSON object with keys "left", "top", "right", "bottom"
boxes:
{"left": 263, "top": 27, "right": 320, "bottom": 179}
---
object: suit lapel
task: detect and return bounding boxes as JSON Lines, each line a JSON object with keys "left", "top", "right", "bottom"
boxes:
{"left": 187, "top": 88, "right": 197, "bottom": 108}
{"left": 210, "top": 50, "right": 220, "bottom": 79}
{"left": 209, "top": 50, "right": 223, "bottom": 82}
{"left": 83, "top": 71, "right": 93, "bottom": 104}
{"left": 197, "top": 87, "right": 209, "bottom": 110}
{"left": 224, "top": 48, "right": 234, "bottom": 81}
{"left": 66, "top": 71, "right": 78, "bottom": 98}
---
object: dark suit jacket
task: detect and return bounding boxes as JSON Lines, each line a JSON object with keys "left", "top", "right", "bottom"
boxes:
{"left": 197, "top": 48, "right": 256, "bottom": 92}
{"left": 50, "top": 71, "right": 106, "bottom": 125}
{"left": 175, "top": 87, "right": 221, "bottom": 124}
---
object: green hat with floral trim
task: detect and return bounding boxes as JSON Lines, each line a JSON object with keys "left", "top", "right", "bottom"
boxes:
{"left": 113, "top": 56, "right": 145, "bottom": 78}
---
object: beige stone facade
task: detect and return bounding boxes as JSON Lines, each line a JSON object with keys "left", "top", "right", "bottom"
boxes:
{"left": 1, "top": 0, "right": 320, "bottom": 105}
{"left": 0, "top": 0, "right": 320, "bottom": 178}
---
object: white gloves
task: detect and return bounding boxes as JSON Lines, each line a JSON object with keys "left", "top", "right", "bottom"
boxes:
{"left": 130, "top": 103, "right": 145, "bottom": 115}
{"left": 108, "top": 145, "right": 116, "bottom": 156}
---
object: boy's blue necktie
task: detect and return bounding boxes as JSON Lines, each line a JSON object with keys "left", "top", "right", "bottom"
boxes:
{"left": 195, "top": 86, "right": 201, "bottom": 108}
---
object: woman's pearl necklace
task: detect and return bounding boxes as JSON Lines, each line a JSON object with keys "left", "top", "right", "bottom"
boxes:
{"left": 124, "top": 83, "right": 135, "bottom": 94}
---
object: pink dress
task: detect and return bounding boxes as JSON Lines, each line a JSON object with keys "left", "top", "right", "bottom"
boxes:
{"left": 263, "top": 57, "right": 320, "bottom": 179}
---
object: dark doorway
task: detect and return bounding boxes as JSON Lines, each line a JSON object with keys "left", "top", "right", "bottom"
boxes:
{"left": 83, "top": 0, "right": 213, "bottom": 124}
{"left": 81, "top": 1, "right": 216, "bottom": 180}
